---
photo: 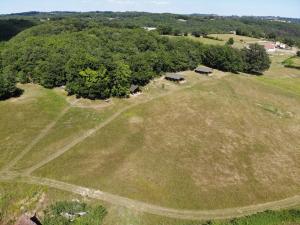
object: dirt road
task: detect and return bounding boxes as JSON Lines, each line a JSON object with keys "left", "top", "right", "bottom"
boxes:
{"left": 1, "top": 173, "right": 299, "bottom": 221}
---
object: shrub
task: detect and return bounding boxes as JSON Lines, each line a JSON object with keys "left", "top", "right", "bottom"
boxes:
{"left": 43, "top": 201, "right": 107, "bottom": 225}
{"left": 226, "top": 37, "right": 234, "bottom": 45}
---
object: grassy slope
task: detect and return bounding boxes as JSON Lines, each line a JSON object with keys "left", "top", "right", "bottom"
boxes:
{"left": 2, "top": 180, "right": 299, "bottom": 225}
{"left": 0, "top": 181, "right": 78, "bottom": 225}
{"left": 283, "top": 56, "right": 300, "bottom": 69}
{"left": 1, "top": 54, "right": 300, "bottom": 225}
{"left": 34, "top": 56, "right": 300, "bottom": 210}
{"left": 103, "top": 207, "right": 300, "bottom": 225}
{"left": 13, "top": 105, "right": 120, "bottom": 171}
{"left": 0, "top": 84, "right": 67, "bottom": 170}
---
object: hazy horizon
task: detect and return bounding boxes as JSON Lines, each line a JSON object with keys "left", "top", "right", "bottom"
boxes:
{"left": 0, "top": 0, "right": 299, "bottom": 18}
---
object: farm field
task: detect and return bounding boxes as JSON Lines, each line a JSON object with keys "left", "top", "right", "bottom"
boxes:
{"left": 186, "top": 34, "right": 262, "bottom": 48}
{"left": 0, "top": 54, "right": 300, "bottom": 224}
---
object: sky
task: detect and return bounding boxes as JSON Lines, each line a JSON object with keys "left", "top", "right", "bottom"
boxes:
{"left": 0, "top": 0, "right": 299, "bottom": 18}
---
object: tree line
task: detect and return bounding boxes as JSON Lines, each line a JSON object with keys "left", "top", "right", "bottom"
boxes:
{"left": 2, "top": 12, "right": 300, "bottom": 46}
{"left": 0, "top": 20, "right": 270, "bottom": 100}
{"left": 91, "top": 12, "right": 300, "bottom": 47}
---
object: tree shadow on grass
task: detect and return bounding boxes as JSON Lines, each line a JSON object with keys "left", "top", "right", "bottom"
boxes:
{"left": 0, "top": 88, "right": 24, "bottom": 101}
{"left": 250, "top": 71, "right": 264, "bottom": 76}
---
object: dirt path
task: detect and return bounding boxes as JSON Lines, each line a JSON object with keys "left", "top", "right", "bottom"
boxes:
{"left": 23, "top": 86, "right": 191, "bottom": 175}
{"left": 2, "top": 79, "right": 299, "bottom": 220}
{"left": 1, "top": 100, "right": 79, "bottom": 173}
{"left": 0, "top": 173, "right": 299, "bottom": 221}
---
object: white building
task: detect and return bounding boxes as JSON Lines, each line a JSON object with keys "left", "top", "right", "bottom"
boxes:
{"left": 142, "top": 27, "right": 157, "bottom": 31}
{"left": 275, "top": 42, "right": 287, "bottom": 49}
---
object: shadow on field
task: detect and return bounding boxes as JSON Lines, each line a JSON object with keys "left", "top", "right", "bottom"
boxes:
{"left": 0, "top": 88, "right": 24, "bottom": 101}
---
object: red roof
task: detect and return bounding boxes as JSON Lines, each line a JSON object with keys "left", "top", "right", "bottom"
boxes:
{"left": 263, "top": 43, "right": 276, "bottom": 50}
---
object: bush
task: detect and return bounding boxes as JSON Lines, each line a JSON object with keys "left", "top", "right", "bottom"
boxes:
{"left": 43, "top": 201, "right": 107, "bottom": 225}
{"left": 191, "top": 31, "right": 202, "bottom": 37}
{"left": 297, "top": 51, "right": 300, "bottom": 57}
{"left": 226, "top": 37, "right": 234, "bottom": 45}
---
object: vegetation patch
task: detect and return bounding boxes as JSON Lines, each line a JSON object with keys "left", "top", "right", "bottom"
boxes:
{"left": 256, "top": 103, "right": 294, "bottom": 118}
{"left": 43, "top": 201, "right": 107, "bottom": 225}
{"left": 203, "top": 209, "right": 300, "bottom": 225}
{"left": 283, "top": 56, "right": 300, "bottom": 69}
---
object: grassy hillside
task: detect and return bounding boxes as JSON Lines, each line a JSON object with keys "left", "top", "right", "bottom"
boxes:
{"left": 1, "top": 180, "right": 299, "bottom": 225}
{"left": 34, "top": 72, "right": 300, "bottom": 210}
{"left": 0, "top": 54, "right": 299, "bottom": 224}
{"left": 0, "top": 84, "right": 67, "bottom": 170}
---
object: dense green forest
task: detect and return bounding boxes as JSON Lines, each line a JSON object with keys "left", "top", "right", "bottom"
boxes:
{"left": 0, "top": 19, "right": 36, "bottom": 41}
{"left": 2, "top": 11, "right": 300, "bottom": 46}
{"left": 97, "top": 12, "right": 300, "bottom": 46}
{"left": 0, "top": 18, "right": 271, "bottom": 100}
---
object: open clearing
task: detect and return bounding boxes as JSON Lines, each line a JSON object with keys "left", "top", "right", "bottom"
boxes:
{"left": 185, "top": 34, "right": 262, "bottom": 49}
{"left": 0, "top": 54, "right": 300, "bottom": 223}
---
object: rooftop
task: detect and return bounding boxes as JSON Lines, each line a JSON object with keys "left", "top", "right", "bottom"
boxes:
{"left": 165, "top": 73, "right": 185, "bottom": 80}
{"left": 130, "top": 84, "right": 139, "bottom": 93}
{"left": 195, "top": 66, "right": 213, "bottom": 73}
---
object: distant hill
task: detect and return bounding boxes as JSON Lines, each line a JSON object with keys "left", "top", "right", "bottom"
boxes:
{"left": 0, "top": 11, "right": 299, "bottom": 45}
{"left": 0, "top": 19, "right": 36, "bottom": 41}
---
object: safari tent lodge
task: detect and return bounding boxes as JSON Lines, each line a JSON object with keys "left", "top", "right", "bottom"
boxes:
{"left": 130, "top": 85, "right": 140, "bottom": 94}
{"left": 165, "top": 74, "right": 185, "bottom": 82}
{"left": 195, "top": 66, "right": 213, "bottom": 75}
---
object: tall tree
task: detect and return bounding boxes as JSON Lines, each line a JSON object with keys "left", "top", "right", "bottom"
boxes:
{"left": 0, "top": 67, "right": 18, "bottom": 100}
{"left": 242, "top": 44, "right": 271, "bottom": 74}
{"left": 110, "top": 61, "right": 131, "bottom": 97}
{"left": 67, "top": 66, "right": 110, "bottom": 100}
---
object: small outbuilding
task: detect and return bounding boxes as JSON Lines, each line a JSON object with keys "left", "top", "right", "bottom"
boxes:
{"left": 130, "top": 85, "right": 140, "bottom": 94}
{"left": 195, "top": 66, "right": 213, "bottom": 75}
{"left": 142, "top": 27, "right": 157, "bottom": 31}
{"left": 165, "top": 74, "right": 185, "bottom": 82}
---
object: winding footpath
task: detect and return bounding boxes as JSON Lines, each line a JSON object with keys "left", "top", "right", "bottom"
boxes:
{"left": 2, "top": 99, "right": 79, "bottom": 173}
{"left": 23, "top": 85, "right": 192, "bottom": 175}
{"left": 1, "top": 82, "right": 299, "bottom": 221}
{"left": 0, "top": 172, "right": 299, "bottom": 220}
